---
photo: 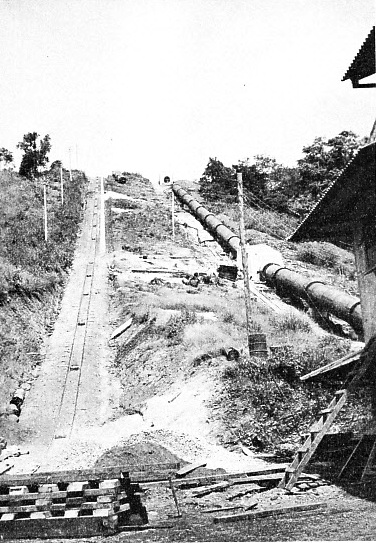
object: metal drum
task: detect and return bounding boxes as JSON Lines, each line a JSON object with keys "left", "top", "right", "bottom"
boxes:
{"left": 248, "top": 333, "right": 268, "bottom": 358}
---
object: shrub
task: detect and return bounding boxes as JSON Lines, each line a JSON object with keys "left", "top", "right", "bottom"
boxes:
{"left": 217, "top": 334, "right": 352, "bottom": 450}
{"left": 273, "top": 311, "right": 312, "bottom": 333}
{"left": 162, "top": 309, "right": 197, "bottom": 344}
{"left": 296, "top": 241, "right": 355, "bottom": 277}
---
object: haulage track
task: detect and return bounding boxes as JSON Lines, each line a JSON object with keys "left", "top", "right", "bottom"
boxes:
{"left": 16, "top": 176, "right": 113, "bottom": 472}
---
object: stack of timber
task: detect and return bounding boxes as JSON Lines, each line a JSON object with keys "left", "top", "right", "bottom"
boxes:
{"left": 0, "top": 467, "right": 148, "bottom": 539}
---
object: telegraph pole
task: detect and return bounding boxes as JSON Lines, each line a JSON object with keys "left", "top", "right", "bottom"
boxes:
{"left": 237, "top": 172, "right": 255, "bottom": 362}
{"left": 60, "top": 166, "right": 64, "bottom": 205}
{"left": 171, "top": 190, "right": 175, "bottom": 242}
{"left": 100, "top": 176, "right": 106, "bottom": 254}
{"left": 69, "top": 147, "right": 72, "bottom": 182}
{"left": 43, "top": 179, "right": 48, "bottom": 242}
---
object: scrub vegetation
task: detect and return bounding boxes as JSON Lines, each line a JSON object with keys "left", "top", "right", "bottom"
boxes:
{"left": 0, "top": 166, "right": 87, "bottom": 415}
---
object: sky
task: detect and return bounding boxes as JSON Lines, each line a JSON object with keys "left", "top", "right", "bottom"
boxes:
{"left": 0, "top": 0, "right": 374, "bottom": 182}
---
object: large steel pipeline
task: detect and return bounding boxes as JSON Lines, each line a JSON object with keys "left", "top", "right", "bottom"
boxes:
{"left": 173, "top": 184, "right": 240, "bottom": 257}
{"left": 172, "top": 183, "right": 363, "bottom": 334}
{"left": 262, "top": 264, "right": 362, "bottom": 334}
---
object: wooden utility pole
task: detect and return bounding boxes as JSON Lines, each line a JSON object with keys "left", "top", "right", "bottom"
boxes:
{"left": 171, "top": 190, "right": 175, "bottom": 242}
{"left": 100, "top": 176, "right": 106, "bottom": 254}
{"left": 43, "top": 180, "right": 48, "bottom": 242}
{"left": 69, "top": 147, "right": 73, "bottom": 182}
{"left": 237, "top": 172, "right": 255, "bottom": 362}
{"left": 60, "top": 166, "right": 64, "bottom": 205}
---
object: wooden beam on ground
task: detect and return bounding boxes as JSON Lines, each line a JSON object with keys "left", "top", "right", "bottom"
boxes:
{"left": 0, "top": 515, "right": 118, "bottom": 539}
{"left": 192, "top": 481, "right": 231, "bottom": 497}
{"left": 174, "top": 470, "right": 286, "bottom": 490}
{"left": 213, "top": 501, "right": 327, "bottom": 524}
{"left": 110, "top": 318, "right": 133, "bottom": 340}
{"left": 203, "top": 505, "right": 243, "bottom": 514}
{"left": 175, "top": 462, "right": 207, "bottom": 477}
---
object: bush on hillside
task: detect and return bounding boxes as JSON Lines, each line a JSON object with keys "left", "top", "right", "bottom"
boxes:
{"left": 218, "top": 335, "right": 356, "bottom": 450}
{"left": 296, "top": 241, "right": 355, "bottom": 278}
{"left": 0, "top": 169, "right": 87, "bottom": 302}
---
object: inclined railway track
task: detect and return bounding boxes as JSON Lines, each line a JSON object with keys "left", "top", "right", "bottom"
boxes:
{"left": 53, "top": 180, "right": 100, "bottom": 440}
{"left": 17, "top": 177, "right": 109, "bottom": 470}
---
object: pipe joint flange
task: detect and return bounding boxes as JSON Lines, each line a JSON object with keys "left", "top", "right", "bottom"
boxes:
{"left": 199, "top": 210, "right": 215, "bottom": 221}
{"left": 304, "top": 280, "right": 325, "bottom": 291}
{"left": 269, "top": 265, "right": 291, "bottom": 281}
{"left": 349, "top": 300, "right": 361, "bottom": 317}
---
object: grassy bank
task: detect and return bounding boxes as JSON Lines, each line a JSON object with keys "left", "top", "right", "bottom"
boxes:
{"left": 0, "top": 168, "right": 87, "bottom": 419}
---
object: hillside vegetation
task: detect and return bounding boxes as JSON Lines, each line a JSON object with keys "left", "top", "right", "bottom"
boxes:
{"left": 107, "top": 173, "right": 369, "bottom": 458}
{"left": 0, "top": 167, "right": 87, "bottom": 424}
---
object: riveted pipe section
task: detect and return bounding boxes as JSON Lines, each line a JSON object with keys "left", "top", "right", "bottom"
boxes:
{"left": 172, "top": 183, "right": 363, "bottom": 334}
{"left": 173, "top": 183, "right": 240, "bottom": 257}
{"left": 262, "top": 263, "right": 363, "bottom": 334}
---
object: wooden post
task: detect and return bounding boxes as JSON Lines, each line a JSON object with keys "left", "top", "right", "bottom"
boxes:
{"left": 171, "top": 190, "right": 175, "bottom": 242}
{"left": 100, "top": 176, "right": 106, "bottom": 254}
{"left": 60, "top": 166, "right": 64, "bottom": 205}
{"left": 169, "top": 477, "right": 182, "bottom": 517}
{"left": 43, "top": 181, "right": 48, "bottom": 242}
{"left": 237, "top": 172, "right": 256, "bottom": 364}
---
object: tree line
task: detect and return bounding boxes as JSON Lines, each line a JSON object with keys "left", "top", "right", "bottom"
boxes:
{"left": 199, "top": 131, "right": 365, "bottom": 216}
{"left": 0, "top": 132, "right": 51, "bottom": 179}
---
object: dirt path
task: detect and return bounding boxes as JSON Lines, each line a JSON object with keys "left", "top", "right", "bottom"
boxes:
{"left": 13, "top": 177, "right": 118, "bottom": 473}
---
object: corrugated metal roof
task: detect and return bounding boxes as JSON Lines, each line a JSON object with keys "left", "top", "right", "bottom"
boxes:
{"left": 288, "top": 142, "right": 376, "bottom": 244}
{"left": 342, "top": 27, "right": 375, "bottom": 83}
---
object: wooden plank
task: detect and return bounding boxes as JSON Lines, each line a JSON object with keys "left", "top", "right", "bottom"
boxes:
{"left": 30, "top": 511, "right": 52, "bottom": 519}
{"left": 0, "top": 467, "right": 130, "bottom": 486}
{"left": 227, "top": 484, "right": 264, "bottom": 501}
{"left": 0, "top": 491, "right": 67, "bottom": 503}
{"left": 279, "top": 390, "right": 348, "bottom": 490}
{"left": 0, "top": 464, "right": 13, "bottom": 476}
{"left": 213, "top": 501, "right": 326, "bottom": 524}
{"left": 131, "top": 269, "right": 186, "bottom": 275}
{"left": 80, "top": 501, "right": 115, "bottom": 511}
{"left": 301, "top": 350, "right": 362, "bottom": 381}
{"left": 361, "top": 436, "right": 376, "bottom": 481}
{"left": 0, "top": 513, "right": 14, "bottom": 521}
{"left": 174, "top": 469, "right": 285, "bottom": 489}
{"left": 130, "top": 471, "right": 179, "bottom": 483}
{"left": 129, "top": 462, "right": 180, "bottom": 472}
{"left": 203, "top": 506, "right": 243, "bottom": 514}
{"left": 176, "top": 462, "right": 207, "bottom": 477}
{"left": 192, "top": 481, "right": 231, "bottom": 497}
{"left": 0, "top": 515, "right": 118, "bottom": 539}
{"left": 93, "top": 508, "right": 111, "bottom": 517}
{"left": 86, "top": 487, "right": 120, "bottom": 498}
{"left": 67, "top": 481, "right": 89, "bottom": 496}
{"left": 99, "top": 479, "right": 121, "bottom": 489}
{"left": 110, "top": 318, "right": 133, "bottom": 340}
{"left": 64, "top": 509, "right": 79, "bottom": 518}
